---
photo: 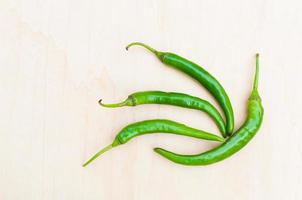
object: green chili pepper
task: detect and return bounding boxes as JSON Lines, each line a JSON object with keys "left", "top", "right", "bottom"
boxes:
{"left": 154, "top": 54, "right": 263, "bottom": 165}
{"left": 82, "top": 119, "right": 224, "bottom": 167}
{"left": 100, "top": 91, "right": 226, "bottom": 136}
{"left": 126, "top": 42, "right": 234, "bottom": 135}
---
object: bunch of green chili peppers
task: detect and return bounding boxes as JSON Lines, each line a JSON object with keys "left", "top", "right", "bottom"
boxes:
{"left": 83, "top": 42, "right": 263, "bottom": 167}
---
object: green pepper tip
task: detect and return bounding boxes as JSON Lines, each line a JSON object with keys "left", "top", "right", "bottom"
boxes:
{"left": 216, "top": 136, "right": 225, "bottom": 142}
{"left": 153, "top": 147, "right": 166, "bottom": 156}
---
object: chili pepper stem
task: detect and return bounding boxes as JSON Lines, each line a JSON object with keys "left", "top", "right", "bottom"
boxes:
{"left": 254, "top": 53, "right": 259, "bottom": 91}
{"left": 249, "top": 53, "right": 260, "bottom": 100}
{"left": 82, "top": 144, "right": 113, "bottom": 167}
{"left": 126, "top": 42, "right": 164, "bottom": 59}
{"left": 99, "top": 99, "right": 129, "bottom": 108}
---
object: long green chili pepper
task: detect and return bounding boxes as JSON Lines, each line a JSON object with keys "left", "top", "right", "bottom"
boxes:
{"left": 82, "top": 119, "right": 224, "bottom": 167}
{"left": 100, "top": 91, "right": 226, "bottom": 136}
{"left": 154, "top": 54, "right": 263, "bottom": 165}
{"left": 126, "top": 42, "right": 234, "bottom": 136}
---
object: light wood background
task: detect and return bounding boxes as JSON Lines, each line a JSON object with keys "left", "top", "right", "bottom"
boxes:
{"left": 1, "top": 0, "right": 302, "bottom": 199}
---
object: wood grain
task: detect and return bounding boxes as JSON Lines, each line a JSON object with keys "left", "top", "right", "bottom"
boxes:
{"left": 1, "top": 0, "right": 302, "bottom": 199}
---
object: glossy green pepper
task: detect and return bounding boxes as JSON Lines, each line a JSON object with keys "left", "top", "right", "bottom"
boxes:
{"left": 82, "top": 119, "right": 224, "bottom": 167}
{"left": 154, "top": 54, "right": 263, "bottom": 165}
{"left": 100, "top": 91, "right": 226, "bottom": 136}
{"left": 126, "top": 42, "right": 234, "bottom": 135}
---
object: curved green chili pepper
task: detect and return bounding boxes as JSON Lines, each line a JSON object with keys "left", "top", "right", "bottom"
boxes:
{"left": 82, "top": 119, "right": 224, "bottom": 167}
{"left": 154, "top": 54, "right": 263, "bottom": 165}
{"left": 126, "top": 42, "right": 234, "bottom": 135}
{"left": 100, "top": 91, "right": 226, "bottom": 136}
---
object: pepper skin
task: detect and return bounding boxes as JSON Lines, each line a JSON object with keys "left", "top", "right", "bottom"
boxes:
{"left": 154, "top": 54, "right": 263, "bottom": 165}
{"left": 126, "top": 42, "right": 234, "bottom": 136}
{"left": 100, "top": 91, "right": 226, "bottom": 136}
{"left": 82, "top": 119, "right": 224, "bottom": 167}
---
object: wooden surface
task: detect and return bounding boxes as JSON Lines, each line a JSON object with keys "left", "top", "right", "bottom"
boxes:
{"left": 1, "top": 0, "right": 302, "bottom": 199}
